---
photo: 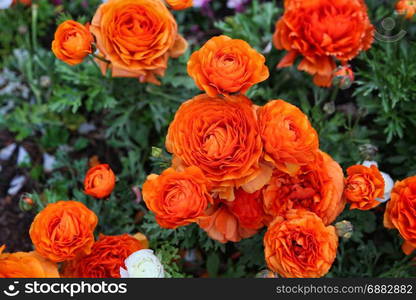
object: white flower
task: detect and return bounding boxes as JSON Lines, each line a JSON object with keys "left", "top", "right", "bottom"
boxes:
{"left": 0, "top": 0, "right": 13, "bottom": 9}
{"left": 362, "top": 160, "right": 394, "bottom": 202}
{"left": 120, "top": 249, "right": 165, "bottom": 278}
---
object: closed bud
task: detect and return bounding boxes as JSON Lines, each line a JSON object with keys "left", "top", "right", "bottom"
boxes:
{"left": 335, "top": 220, "right": 353, "bottom": 239}
{"left": 323, "top": 101, "right": 336, "bottom": 115}
{"left": 333, "top": 65, "right": 354, "bottom": 89}
{"left": 151, "top": 146, "right": 163, "bottom": 158}
{"left": 359, "top": 144, "right": 378, "bottom": 161}
{"left": 19, "top": 194, "right": 35, "bottom": 211}
{"left": 39, "top": 75, "right": 51, "bottom": 88}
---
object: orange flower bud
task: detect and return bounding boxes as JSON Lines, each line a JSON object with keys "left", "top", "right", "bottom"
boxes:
{"left": 52, "top": 20, "right": 93, "bottom": 66}
{"left": 333, "top": 65, "right": 354, "bottom": 89}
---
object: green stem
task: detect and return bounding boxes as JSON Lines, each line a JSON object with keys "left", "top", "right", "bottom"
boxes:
{"left": 88, "top": 55, "right": 104, "bottom": 75}
{"left": 91, "top": 53, "right": 110, "bottom": 64}
{"left": 90, "top": 54, "right": 113, "bottom": 80}
{"left": 329, "top": 85, "right": 340, "bottom": 103}
{"left": 31, "top": 4, "right": 38, "bottom": 52}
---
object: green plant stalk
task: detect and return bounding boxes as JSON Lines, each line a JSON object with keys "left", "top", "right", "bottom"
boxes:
{"left": 31, "top": 4, "right": 38, "bottom": 52}
{"left": 330, "top": 85, "right": 340, "bottom": 103}
{"left": 88, "top": 54, "right": 105, "bottom": 75}
{"left": 28, "top": 3, "right": 43, "bottom": 105}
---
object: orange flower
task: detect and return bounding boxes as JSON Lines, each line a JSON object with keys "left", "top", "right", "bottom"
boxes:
{"left": 198, "top": 204, "right": 257, "bottom": 243}
{"left": 264, "top": 209, "right": 338, "bottom": 278}
{"left": 187, "top": 35, "right": 269, "bottom": 97}
{"left": 396, "top": 0, "right": 416, "bottom": 19}
{"left": 344, "top": 164, "right": 384, "bottom": 210}
{"left": 90, "top": 0, "right": 188, "bottom": 84}
{"left": 166, "top": 94, "right": 267, "bottom": 200}
{"left": 142, "top": 166, "right": 213, "bottom": 229}
{"left": 226, "top": 188, "right": 265, "bottom": 230}
{"left": 62, "top": 234, "right": 145, "bottom": 278}
{"left": 29, "top": 201, "right": 98, "bottom": 262}
{"left": 384, "top": 176, "right": 416, "bottom": 255}
{"left": 84, "top": 164, "right": 116, "bottom": 198}
{"left": 13, "top": 0, "right": 32, "bottom": 5}
{"left": 51, "top": 20, "right": 93, "bottom": 66}
{"left": 263, "top": 151, "right": 345, "bottom": 225}
{"left": 166, "top": 0, "right": 193, "bottom": 10}
{"left": 258, "top": 99, "right": 319, "bottom": 175}
{"left": 273, "top": 0, "right": 374, "bottom": 87}
{"left": 0, "top": 246, "right": 59, "bottom": 278}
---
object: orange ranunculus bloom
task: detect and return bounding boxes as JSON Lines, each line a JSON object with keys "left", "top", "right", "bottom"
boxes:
{"left": 90, "top": 0, "right": 188, "bottom": 84}
{"left": 264, "top": 209, "right": 338, "bottom": 278}
{"left": 187, "top": 35, "right": 269, "bottom": 97}
{"left": 273, "top": 0, "right": 374, "bottom": 87}
{"left": 51, "top": 20, "right": 94, "bottom": 66}
{"left": 166, "top": 0, "right": 193, "bottom": 10}
{"left": 0, "top": 245, "right": 59, "bottom": 278}
{"left": 62, "top": 234, "right": 145, "bottom": 278}
{"left": 84, "top": 164, "right": 116, "bottom": 198}
{"left": 396, "top": 0, "right": 416, "bottom": 19}
{"left": 258, "top": 99, "right": 319, "bottom": 175}
{"left": 198, "top": 204, "right": 258, "bottom": 243}
{"left": 263, "top": 151, "right": 344, "bottom": 225}
{"left": 384, "top": 176, "right": 416, "bottom": 255}
{"left": 344, "top": 164, "right": 384, "bottom": 211}
{"left": 142, "top": 166, "right": 213, "bottom": 229}
{"left": 226, "top": 188, "right": 265, "bottom": 230}
{"left": 166, "top": 94, "right": 266, "bottom": 200}
{"left": 29, "top": 201, "right": 98, "bottom": 262}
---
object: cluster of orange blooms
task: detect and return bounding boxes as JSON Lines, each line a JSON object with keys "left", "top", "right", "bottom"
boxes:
{"left": 0, "top": 164, "right": 150, "bottom": 278}
{"left": 3, "top": 159, "right": 416, "bottom": 278}
{"left": 50, "top": 0, "right": 381, "bottom": 88}
{"left": 52, "top": 0, "right": 192, "bottom": 84}
{"left": 140, "top": 31, "right": 343, "bottom": 277}
{"left": 138, "top": 29, "right": 414, "bottom": 277}
{"left": 50, "top": 0, "right": 414, "bottom": 88}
